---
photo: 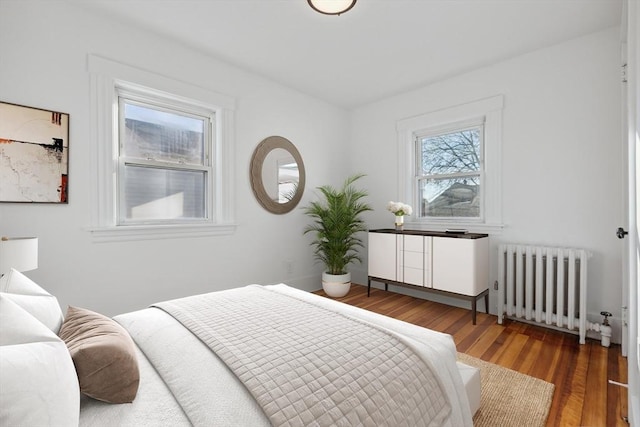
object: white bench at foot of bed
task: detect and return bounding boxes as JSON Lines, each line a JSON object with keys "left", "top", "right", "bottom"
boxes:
{"left": 458, "top": 361, "right": 481, "bottom": 416}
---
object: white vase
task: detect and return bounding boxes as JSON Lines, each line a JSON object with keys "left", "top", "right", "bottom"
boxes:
{"left": 395, "top": 215, "right": 404, "bottom": 230}
{"left": 322, "top": 272, "right": 351, "bottom": 298}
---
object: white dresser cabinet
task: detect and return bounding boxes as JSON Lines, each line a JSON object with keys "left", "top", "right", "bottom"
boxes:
{"left": 367, "top": 229, "right": 489, "bottom": 324}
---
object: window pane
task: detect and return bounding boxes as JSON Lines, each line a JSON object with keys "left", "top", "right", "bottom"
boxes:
{"left": 419, "top": 177, "right": 480, "bottom": 218}
{"left": 420, "top": 128, "right": 481, "bottom": 175}
{"left": 122, "top": 102, "right": 205, "bottom": 165}
{"left": 122, "top": 165, "right": 206, "bottom": 221}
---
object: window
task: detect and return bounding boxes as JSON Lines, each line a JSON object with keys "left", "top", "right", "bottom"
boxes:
{"left": 89, "top": 55, "right": 236, "bottom": 241}
{"left": 397, "top": 95, "right": 503, "bottom": 232}
{"left": 117, "top": 94, "right": 212, "bottom": 225}
{"left": 415, "top": 121, "right": 483, "bottom": 219}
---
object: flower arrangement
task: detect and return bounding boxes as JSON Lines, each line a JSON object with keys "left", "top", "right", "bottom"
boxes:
{"left": 387, "top": 201, "right": 412, "bottom": 217}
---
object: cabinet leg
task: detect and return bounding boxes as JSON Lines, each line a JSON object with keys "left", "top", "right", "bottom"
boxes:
{"left": 471, "top": 299, "right": 477, "bottom": 325}
{"left": 484, "top": 293, "right": 489, "bottom": 314}
{"left": 384, "top": 283, "right": 388, "bottom": 292}
{"left": 367, "top": 278, "right": 371, "bottom": 297}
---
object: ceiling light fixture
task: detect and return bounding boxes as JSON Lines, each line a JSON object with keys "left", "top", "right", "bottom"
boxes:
{"left": 307, "top": 0, "right": 357, "bottom": 16}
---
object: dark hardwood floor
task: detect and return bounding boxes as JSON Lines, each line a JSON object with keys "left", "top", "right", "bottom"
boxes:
{"left": 314, "top": 284, "right": 629, "bottom": 427}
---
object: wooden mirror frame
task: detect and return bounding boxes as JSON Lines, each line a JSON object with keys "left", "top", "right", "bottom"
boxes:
{"left": 250, "top": 136, "right": 305, "bottom": 214}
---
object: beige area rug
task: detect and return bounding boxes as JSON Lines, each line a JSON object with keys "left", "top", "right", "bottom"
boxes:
{"left": 458, "top": 353, "right": 555, "bottom": 427}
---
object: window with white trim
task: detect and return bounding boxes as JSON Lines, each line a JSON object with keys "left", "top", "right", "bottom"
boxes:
{"left": 117, "top": 90, "right": 213, "bottom": 225}
{"left": 88, "top": 55, "right": 236, "bottom": 241}
{"left": 415, "top": 120, "right": 484, "bottom": 219}
{"left": 397, "top": 95, "right": 503, "bottom": 232}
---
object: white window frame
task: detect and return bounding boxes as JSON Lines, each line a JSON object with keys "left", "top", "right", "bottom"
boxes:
{"left": 116, "top": 88, "right": 214, "bottom": 226}
{"left": 397, "top": 95, "right": 504, "bottom": 233}
{"left": 414, "top": 119, "right": 485, "bottom": 221}
{"left": 88, "top": 55, "right": 236, "bottom": 242}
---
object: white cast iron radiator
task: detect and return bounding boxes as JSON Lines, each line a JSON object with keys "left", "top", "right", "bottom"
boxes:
{"left": 497, "top": 244, "right": 594, "bottom": 344}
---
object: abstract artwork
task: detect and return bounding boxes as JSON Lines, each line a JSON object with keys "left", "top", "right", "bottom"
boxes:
{"left": 0, "top": 102, "right": 69, "bottom": 203}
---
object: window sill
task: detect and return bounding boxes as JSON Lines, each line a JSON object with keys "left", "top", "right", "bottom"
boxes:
{"left": 87, "top": 223, "right": 237, "bottom": 243}
{"left": 403, "top": 221, "right": 504, "bottom": 235}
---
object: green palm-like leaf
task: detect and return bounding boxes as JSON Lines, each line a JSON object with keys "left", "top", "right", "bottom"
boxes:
{"left": 303, "top": 174, "right": 373, "bottom": 275}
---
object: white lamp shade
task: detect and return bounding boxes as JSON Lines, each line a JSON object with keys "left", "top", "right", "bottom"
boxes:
{"left": 0, "top": 237, "right": 38, "bottom": 276}
{"left": 308, "top": 0, "right": 357, "bottom": 15}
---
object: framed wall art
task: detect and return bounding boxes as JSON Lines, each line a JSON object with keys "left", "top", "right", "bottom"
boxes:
{"left": 0, "top": 101, "right": 69, "bottom": 203}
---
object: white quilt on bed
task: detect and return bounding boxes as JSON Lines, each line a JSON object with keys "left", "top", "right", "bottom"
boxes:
{"left": 80, "top": 284, "right": 472, "bottom": 427}
{"left": 154, "top": 285, "right": 451, "bottom": 427}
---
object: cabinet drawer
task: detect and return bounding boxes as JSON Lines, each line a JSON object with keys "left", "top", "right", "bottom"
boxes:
{"left": 401, "top": 251, "right": 423, "bottom": 269}
{"left": 403, "top": 235, "right": 423, "bottom": 252}
{"left": 403, "top": 267, "right": 424, "bottom": 286}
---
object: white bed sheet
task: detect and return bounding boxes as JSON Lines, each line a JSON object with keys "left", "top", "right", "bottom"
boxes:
{"left": 79, "top": 343, "right": 189, "bottom": 426}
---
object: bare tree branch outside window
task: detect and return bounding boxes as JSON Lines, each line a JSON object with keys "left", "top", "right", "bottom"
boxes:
{"left": 418, "top": 127, "right": 482, "bottom": 218}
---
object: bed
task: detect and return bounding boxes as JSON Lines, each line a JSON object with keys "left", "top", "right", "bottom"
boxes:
{"left": 0, "top": 268, "right": 480, "bottom": 427}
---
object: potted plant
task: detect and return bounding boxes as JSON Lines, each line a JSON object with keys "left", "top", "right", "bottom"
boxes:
{"left": 303, "top": 174, "right": 372, "bottom": 297}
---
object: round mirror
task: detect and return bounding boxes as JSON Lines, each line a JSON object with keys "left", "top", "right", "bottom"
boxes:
{"left": 250, "top": 136, "right": 305, "bottom": 214}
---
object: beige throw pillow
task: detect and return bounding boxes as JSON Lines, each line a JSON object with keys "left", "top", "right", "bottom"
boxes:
{"left": 59, "top": 306, "right": 140, "bottom": 404}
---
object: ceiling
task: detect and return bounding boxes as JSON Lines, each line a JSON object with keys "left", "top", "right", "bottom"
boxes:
{"left": 70, "top": 0, "right": 623, "bottom": 109}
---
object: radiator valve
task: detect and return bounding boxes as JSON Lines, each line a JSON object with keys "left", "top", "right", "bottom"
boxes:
{"left": 599, "top": 311, "right": 612, "bottom": 348}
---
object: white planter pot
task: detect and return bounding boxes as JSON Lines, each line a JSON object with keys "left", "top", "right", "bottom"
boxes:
{"left": 321, "top": 272, "right": 351, "bottom": 298}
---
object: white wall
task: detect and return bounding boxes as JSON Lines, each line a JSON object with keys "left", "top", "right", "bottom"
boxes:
{"left": 349, "top": 27, "right": 625, "bottom": 341}
{"left": 0, "top": 1, "right": 350, "bottom": 316}
{"left": 0, "top": 2, "right": 625, "bottom": 344}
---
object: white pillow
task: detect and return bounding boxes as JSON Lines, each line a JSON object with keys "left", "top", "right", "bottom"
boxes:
{"left": 0, "top": 295, "right": 80, "bottom": 426}
{"left": 0, "top": 268, "right": 64, "bottom": 333}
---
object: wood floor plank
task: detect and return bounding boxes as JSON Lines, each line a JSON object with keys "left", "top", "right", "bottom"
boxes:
{"left": 463, "top": 323, "right": 507, "bottom": 360}
{"left": 608, "top": 345, "right": 621, "bottom": 426}
{"left": 475, "top": 320, "right": 516, "bottom": 361}
{"left": 545, "top": 335, "right": 579, "bottom": 425}
{"left": 609, "top": 345, "right": 629, "bottom": 426}
{"left": 426, "top": 306, "right": 469, "bottom": 332}
{"left": 618, "top": 349, "right": 629, "bottom": 426}
{"left": 494, "top": 332, "right": 529, "bottom": 369}
{"left": 514, "top": 337, "right": 543, "bottom": 374}
{"left": 314, "top": 284, "right": 628, "bottom": 427}
{"left": 582, "top": 345, "right": 609, "bottom": 425}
